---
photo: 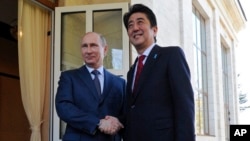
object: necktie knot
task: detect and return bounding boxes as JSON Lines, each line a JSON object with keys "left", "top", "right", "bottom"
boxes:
{"left": 92, "top": 70, "right": 100, "bottom": 76}
{"left": 138, "top": 55, "right": 146, "bottom": 64}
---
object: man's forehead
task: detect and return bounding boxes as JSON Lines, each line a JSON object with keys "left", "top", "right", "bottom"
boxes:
{"left": 83, "top": 35, "right": 98, "bottom": 41}
{"left": 128, "top": 13, "right": 146, "bottom": 21}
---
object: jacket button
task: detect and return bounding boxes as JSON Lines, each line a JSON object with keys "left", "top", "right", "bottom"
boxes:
{"left": 131, "top": 105, "right": 135, "bottom": 109}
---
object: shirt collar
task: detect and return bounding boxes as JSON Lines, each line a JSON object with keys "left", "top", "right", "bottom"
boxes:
{"left": 138, "top": 43, "right": 155, "bottom": 57}
{"left": 86, "top": 65, "right": 104, "bottom": 75}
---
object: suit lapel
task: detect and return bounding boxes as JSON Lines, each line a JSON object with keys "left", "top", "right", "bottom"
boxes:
{"left": 77, "top": 66, "right": 100, "bottom": 101}
{"left": 127, "top": 58, "right": 138, "bottom": 94}
{"left": 99, "top": 69, "right": 114, "bottom": 104}
{"left": 132, "top": 45, "right": 161, "bottom": 102}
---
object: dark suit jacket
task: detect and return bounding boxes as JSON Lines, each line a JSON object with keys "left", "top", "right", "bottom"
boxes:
{"left": 56, "top": 65, "right": 126, "bottom": 141}
{"left": 124, "top": 45, "right": 195, "bottom": 141}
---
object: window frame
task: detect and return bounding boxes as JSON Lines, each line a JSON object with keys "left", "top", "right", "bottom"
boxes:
{"left": 192, "top": 6, "right": 209, "bottom": 135}
{"left": 221, "top": 43, "right": 230, "bottom": 140}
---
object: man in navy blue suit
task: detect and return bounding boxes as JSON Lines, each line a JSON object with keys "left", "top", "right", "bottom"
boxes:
{"left": 123, "top": 4, "right": 195, "bottom": 141}
{"left": 56, "top": 32, "right": 126, "bottom": 141}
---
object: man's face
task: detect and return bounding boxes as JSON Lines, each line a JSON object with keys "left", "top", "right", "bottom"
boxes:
{"left": 127, "top": 12, "right": 157, "bottom": 51}
{"left": 81, "top": 32, "right": 107, "bottom": 69}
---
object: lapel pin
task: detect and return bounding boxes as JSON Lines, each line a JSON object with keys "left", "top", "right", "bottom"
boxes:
{"left": 154, "top": 54, "right": 158, "bottom": 59}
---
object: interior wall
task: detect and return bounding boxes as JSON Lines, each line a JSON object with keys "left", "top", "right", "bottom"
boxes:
{"left": 0, "top": 38, "right": 18, "bottom": 76}
{"left": 0, "top": 38, "right": 30, "bottom": 141}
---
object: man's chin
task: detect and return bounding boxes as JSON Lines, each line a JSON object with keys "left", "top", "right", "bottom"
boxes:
{"left": 85, "top": 62, "right": 95, "bottom": 67}
{"left": 132, "top": 42, "right": 143, "bottom": 48}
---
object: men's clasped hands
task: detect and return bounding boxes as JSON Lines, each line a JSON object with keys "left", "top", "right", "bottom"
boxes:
{"left": 98, "top": 115, "right": 124, "bottom": 135}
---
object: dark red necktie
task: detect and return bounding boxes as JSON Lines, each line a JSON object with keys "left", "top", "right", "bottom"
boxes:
{"left": 133, "top": 55, "right": 146, "bottom": 93}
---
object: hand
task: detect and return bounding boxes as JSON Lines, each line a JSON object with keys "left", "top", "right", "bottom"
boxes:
{"left": 98, "top": 116, "right": 124, "bottom": 135}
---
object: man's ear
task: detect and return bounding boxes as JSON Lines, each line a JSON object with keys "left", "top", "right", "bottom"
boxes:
{"left": 104, "top": 45, "right": 108, "bottom": 56}
{"left": 153, "top": 26, "right": 158, "bottom": 36}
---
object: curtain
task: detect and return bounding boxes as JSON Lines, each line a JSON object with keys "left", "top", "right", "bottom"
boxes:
{"left": 18, "top": 0, "right": 51, "bottom": 141}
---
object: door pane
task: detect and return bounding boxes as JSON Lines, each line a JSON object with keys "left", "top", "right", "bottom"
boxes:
{"left": 61, "top": 12, "right": 86, "bottom": 71}
{"left": 93, "top": 10, "right": 123, "bottom": 69}
{"left": 60, "top": 12, "right": 86, "bottom": 138}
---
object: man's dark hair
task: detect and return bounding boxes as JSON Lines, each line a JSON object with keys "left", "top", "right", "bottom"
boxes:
{"left": 123, "top": 4, "right": 157, "bottom": 30}
{"left": 123, "top": 4, "right": 157, "bottom": 42}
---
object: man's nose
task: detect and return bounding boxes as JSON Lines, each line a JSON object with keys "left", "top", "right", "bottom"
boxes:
{"left": 132, "top": 24, "right": 139, "bottom": 30}
{"left": 86, "top": 46, "right": 93, "bottom": 52}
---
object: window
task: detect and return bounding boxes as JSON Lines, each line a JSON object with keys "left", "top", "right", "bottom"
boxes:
{"left": 221, "top": 44, "right": 230, "bottom": 140}
{"left": 192, "top": 6, "right": 209, "bottom": 135}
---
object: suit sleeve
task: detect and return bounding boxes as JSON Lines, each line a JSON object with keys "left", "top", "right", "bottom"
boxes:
{"left": 55, "top": 71, "right": 99, "bottom": 135}
{"left": 167, "top": 47, "right": 195, "bottom": 141}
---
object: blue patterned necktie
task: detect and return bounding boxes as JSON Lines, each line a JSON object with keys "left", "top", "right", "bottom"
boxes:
{"left": 92, "top": 70, "right": 101, "bottom": 97}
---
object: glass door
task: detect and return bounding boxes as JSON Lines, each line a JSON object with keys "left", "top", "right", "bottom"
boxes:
{"left": 52, "top": 3, "right": 129, "bottom": 141}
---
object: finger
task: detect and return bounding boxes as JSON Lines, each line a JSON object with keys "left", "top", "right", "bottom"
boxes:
{"left": 105, "top": 115, "right": 112, "bottom": 119}
{"left": 118, "top": 122, "right": 124, "bottom": 128}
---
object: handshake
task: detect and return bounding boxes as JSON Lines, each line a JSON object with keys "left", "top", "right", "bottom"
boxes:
{"left": 98, "top": 115, "right": 124, "bottom": 135}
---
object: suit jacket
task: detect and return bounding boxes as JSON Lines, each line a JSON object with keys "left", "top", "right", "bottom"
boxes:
{"left": 123, "top": 45, "right": 195, "bottom": 141}
{"left": 56, "top": 65, "right": 126, "bottom": 141}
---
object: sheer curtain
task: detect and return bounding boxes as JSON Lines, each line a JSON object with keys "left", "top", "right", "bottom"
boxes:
{"left": 18, "top": 0, "right": 51, "bottom": 141}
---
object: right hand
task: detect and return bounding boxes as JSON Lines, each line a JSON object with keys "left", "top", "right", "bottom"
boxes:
{"left": 98, "top": 115, "right": 124, "bottom": 135}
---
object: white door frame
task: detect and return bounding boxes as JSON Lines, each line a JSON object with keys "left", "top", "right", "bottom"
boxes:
{"left": 51, "top": 3, "right": 129, "bottom": 141}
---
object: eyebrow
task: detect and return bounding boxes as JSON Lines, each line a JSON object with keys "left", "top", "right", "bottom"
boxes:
{"left": 81, "top": 42, "right": 98, "bottom": 47}
{"left": 128, "top": 17, "right": 145, "bottom": 24}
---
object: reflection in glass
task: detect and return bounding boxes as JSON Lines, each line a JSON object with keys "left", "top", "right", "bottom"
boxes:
{"left": 93, "top": 10, "right": 123, "bottom": 69}
{"left": 61, "top": 12, "right": 86, "bottom": 71}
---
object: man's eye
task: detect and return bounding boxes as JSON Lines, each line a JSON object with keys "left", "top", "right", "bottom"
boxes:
{"left": 92, "top": 45, "right": 99, "bottom": 48}
{"left": 138, "top": 21, "right": 143, "bottom": 25}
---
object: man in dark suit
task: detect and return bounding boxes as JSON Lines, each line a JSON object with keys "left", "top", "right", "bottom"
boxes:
{"left": 122, "top": 4, "right": 195, "bottom": 141}
{"left": 55, "top": 32, "right": 126, "bottom": 141}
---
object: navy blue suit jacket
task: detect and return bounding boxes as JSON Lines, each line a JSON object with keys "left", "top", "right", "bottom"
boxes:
{"left": 124, "top": 45, "right": 195, "bottom": 141}
{"left": 56, "top": 65, "right": 126, "bottom": 141}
